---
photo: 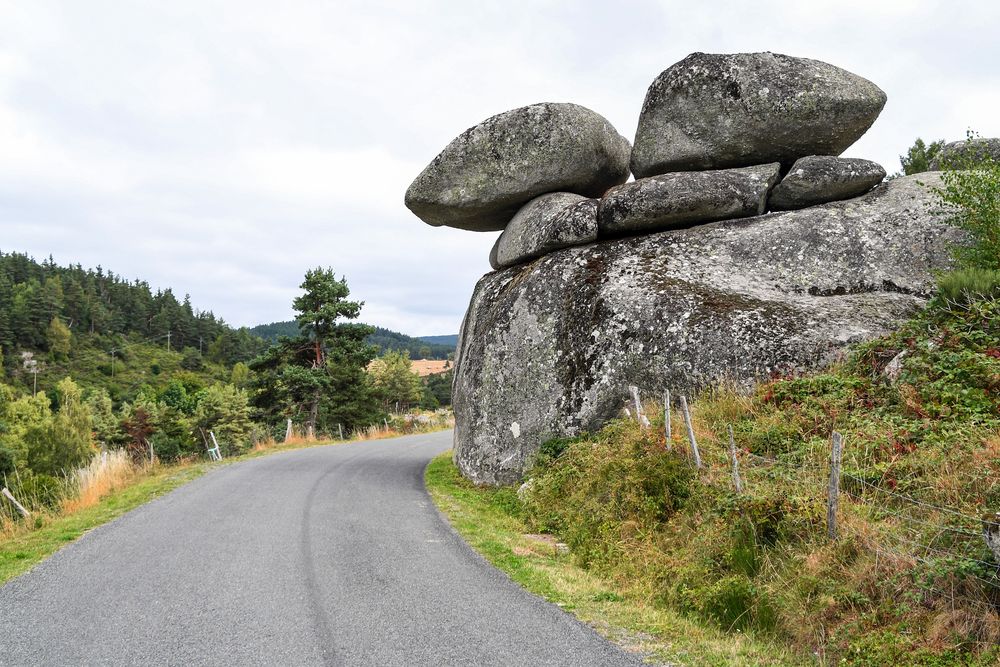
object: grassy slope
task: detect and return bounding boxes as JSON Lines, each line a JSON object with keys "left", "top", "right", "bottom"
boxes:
{"left": 29, "top": 338, "right": 231, "bottom": 400}
{"left": 433, "top": 288, "right": 998, "bottom": 665}
{"left": 425, "top": 454, "right": 805, "bottom": 666}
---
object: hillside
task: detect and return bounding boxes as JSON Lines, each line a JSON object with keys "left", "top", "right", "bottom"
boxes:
{"left": 417, "top": 334, "right": 459, "bottom": 346}
{"left": 250, "top": 321, "right": 456, "bottom": 360}
{"left": 0, "top": 252, "right": 265, "bottom": 398}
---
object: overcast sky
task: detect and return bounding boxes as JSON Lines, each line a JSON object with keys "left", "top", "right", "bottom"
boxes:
{"left": 0, "top": 1, "right": 998, "bottom": 336}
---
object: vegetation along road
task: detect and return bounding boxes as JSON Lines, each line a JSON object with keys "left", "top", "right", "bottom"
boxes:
{"left": 0, "top": 431, "right": 638, "bottom": 666}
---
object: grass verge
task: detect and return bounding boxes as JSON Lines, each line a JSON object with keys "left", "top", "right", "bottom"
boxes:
{"left": 425, "top": 452, "right": 806, "bottom": 666}
{"left": 1, "top": 423, "right": 451, "bottom": 586}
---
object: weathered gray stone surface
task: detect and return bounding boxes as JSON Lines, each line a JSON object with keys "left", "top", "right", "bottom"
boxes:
{"left": 769, "top": 156, "right": 885, "bottom": 210}
{"left": 630, "top": 52, "right": 886, "bottom": 177}
{"left": 453, "top": 174, "right": 961, "bottom": 485}
{"left": 490, "top": 193, "right": 598, "bottom": 270}
{"left": 405, "top": 103, "right": 631, "bottom": 231}
{"left": 930, "top": 137, "right": 1000, "bottom": 170}
{"left": 598, "top": 163, "right": 780, "bottom": 236}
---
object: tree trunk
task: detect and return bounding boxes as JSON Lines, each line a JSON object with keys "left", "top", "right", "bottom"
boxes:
{"left": 307, "top": 391, "right": 320, "bottom": 439}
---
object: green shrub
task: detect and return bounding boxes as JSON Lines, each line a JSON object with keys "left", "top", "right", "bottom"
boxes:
{"left": 0, "top": 446, "right": 14, "bottom": 478}
{"left": 149, "top": 431, "right": 181, "bottom": 462}
{"left": 523, "top": 420, "right": 694, "bottom": 569}
{"left": 934, "top": 139, "right": 1000, "bottom": 271}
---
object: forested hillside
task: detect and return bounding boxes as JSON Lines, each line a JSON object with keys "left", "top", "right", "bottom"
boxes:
{"left": 0, "top": 251, "right": 265, "bottom": 375}
{"left": 416, "top": 334, "right": 459, "bottom": 347}
{"left": 251, "top": 321, "right": 456, "bottom": 360}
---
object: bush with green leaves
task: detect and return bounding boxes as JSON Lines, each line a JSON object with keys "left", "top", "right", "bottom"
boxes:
{"left": 933, "top": 133, "right": 1000, "bottom": 271}
{"left": 193, "top": 383, "right": 253, "bottom": 455}
{"left": 523, "top": 420, "right": 695, "bottom": 570}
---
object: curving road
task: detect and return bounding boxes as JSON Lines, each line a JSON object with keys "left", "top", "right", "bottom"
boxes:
{"left": 0, "top": 431, "right": 639, "bottom": 666}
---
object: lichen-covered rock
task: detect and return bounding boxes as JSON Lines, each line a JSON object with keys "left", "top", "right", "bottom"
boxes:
{"left": 598, "top": 163, "right": 780, "bottom": 236}
{"left": 453, "top": 174, "right": 961, "bottom": 485}
{"left": 769, "top": 156, "right": 885, "bottom": 211}
{"left": 490, "top": 193, "right": 598, "bottom": 270}
{"left": 405, "top": 103, "right": 631, "bottom": 231}
{"left": 630, "top": 52, "right": 886, "bottom": 177}
{"left": 930, "top": 137, "right": 1000, "bottom": 170}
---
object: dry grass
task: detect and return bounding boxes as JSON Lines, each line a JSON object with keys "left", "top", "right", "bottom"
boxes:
{"left": 410, "top": 359, "right": 451, "bottom": 377}
{"left": 61, "top": 450, "right": 138, "bottom": 514}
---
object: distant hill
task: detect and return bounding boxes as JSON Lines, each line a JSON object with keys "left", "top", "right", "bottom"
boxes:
{"left": 250, "top": 321, "right": 456, "bottom": 360}
{"left": 248, "top": 320, "right": 299, "bottom": 341}
{"left": 417, "top": 334, "right": 459, "bottom": 346}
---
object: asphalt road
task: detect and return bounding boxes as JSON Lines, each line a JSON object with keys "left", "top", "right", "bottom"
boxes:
{"left": 0, "top": 431, "right": 640, "bottom": 666}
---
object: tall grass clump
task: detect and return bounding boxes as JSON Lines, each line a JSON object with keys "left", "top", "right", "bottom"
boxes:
{"left": 936, "top": 268, "right": 1000, "bottom": 306}
{"left": 61, "top": 450, "right": 137, "bottom": 514}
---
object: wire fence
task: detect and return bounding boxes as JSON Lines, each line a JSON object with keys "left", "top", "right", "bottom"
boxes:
{"left": 630, "top": 389, "right": 1000, "bottom": 606}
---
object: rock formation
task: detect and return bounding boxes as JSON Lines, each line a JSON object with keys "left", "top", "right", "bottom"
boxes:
{"left": 404, "top": 103, "right": 630, "bottom": 231}
{"left": 490, "top": 193, "right": 598, "bottom": 270}
{"left": 629, "top": 52, "right": 886, "bottom": 177}
{"left": 929, "top": 137, "right": 1000, "bottom": 171}
{"left": 768, "top": 157, "right": 886, "bottom": 210}
{"left": 598, "top": 163, "right": 781, "bottom": 235}
{"left": 404, "top": 51, "right": 957, "bottom": 485}
{"left": 452, "top": 174, "right": 960, "bottom": 484}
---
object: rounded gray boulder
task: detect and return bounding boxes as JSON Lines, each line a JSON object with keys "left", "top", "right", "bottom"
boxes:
{"left": 405, "top": 103, "right": 631, "bottom": 231}
{"left": 929, "top": 137, "right": 1000, "bottom": 170}
{"left": 630, "top": 52, "right": 887, "bottom": 177}
{"left": 490, "top": 193, "right": 598, "bottom": 270}
{"left": 598, "top": 163, "right": 781, "bottom": 236}
{"left": 768, "top": 156, "right": 885, "bottom": 211}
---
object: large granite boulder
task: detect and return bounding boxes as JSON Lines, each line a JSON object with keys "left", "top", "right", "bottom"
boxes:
{"left": 405, "top": 103, "right": 631, "bottom": 231}
{"left": 769, "top": 156, "right": 885, "bottom": 211}
{"left": 930, "top": 137, "right": 1000, "bottom": 171}
{"left": 453, "top": 174, "right": 961, "bottom": 485}
{"left": 490, "top": 193, "right": 598, "bottom": 270}
{"left": 598, "top": 163, "right": 780, "bottom": 236}
{"left": 630, "top": 52, "right": 886, "bottom": 177}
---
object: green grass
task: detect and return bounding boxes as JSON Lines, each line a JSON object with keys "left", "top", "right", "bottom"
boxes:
{"left": 0, "top": 463, "right": 209, "bottom": 584}
{"left": 425, "top": 452, "right": 806, "bottom": 666}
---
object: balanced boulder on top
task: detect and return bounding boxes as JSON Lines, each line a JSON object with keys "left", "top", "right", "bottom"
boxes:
{"left": 405, "top": 103, "right": 631, "bottom": 231}
{"left": 630, "top": 52, "right": 887, "bottom": 177}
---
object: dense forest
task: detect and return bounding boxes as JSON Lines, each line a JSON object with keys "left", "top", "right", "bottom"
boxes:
{"left": 251, "top": 321, "right": 456, "bottom": 360}
{"left": 0, "top": 251, "right": 266, "bottom": 373}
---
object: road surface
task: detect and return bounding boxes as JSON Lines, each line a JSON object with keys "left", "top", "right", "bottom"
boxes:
{"left": 0, "top": 431, "right": 639, "bottom": 666}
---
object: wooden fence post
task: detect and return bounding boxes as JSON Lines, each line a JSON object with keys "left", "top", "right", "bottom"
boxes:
{"left": 827, "top": 431, "right": 844, "bottom": 541}
{"left": 338, "top": 423, "right": 344, "bottom": 440}
{"left": 284, "top": 419, "right": 293, "bottom": 443}
{"left": 679, "top": 395, "right": 702, "bottom": 469}
{"left": 728, "top": 426, "right": 743, "bottom": 494}
{"left": 1, "top": 487, "right": 30, "bottom": 518}
{"left": 664, "top": 389, "right": 672, "bottom": 450}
